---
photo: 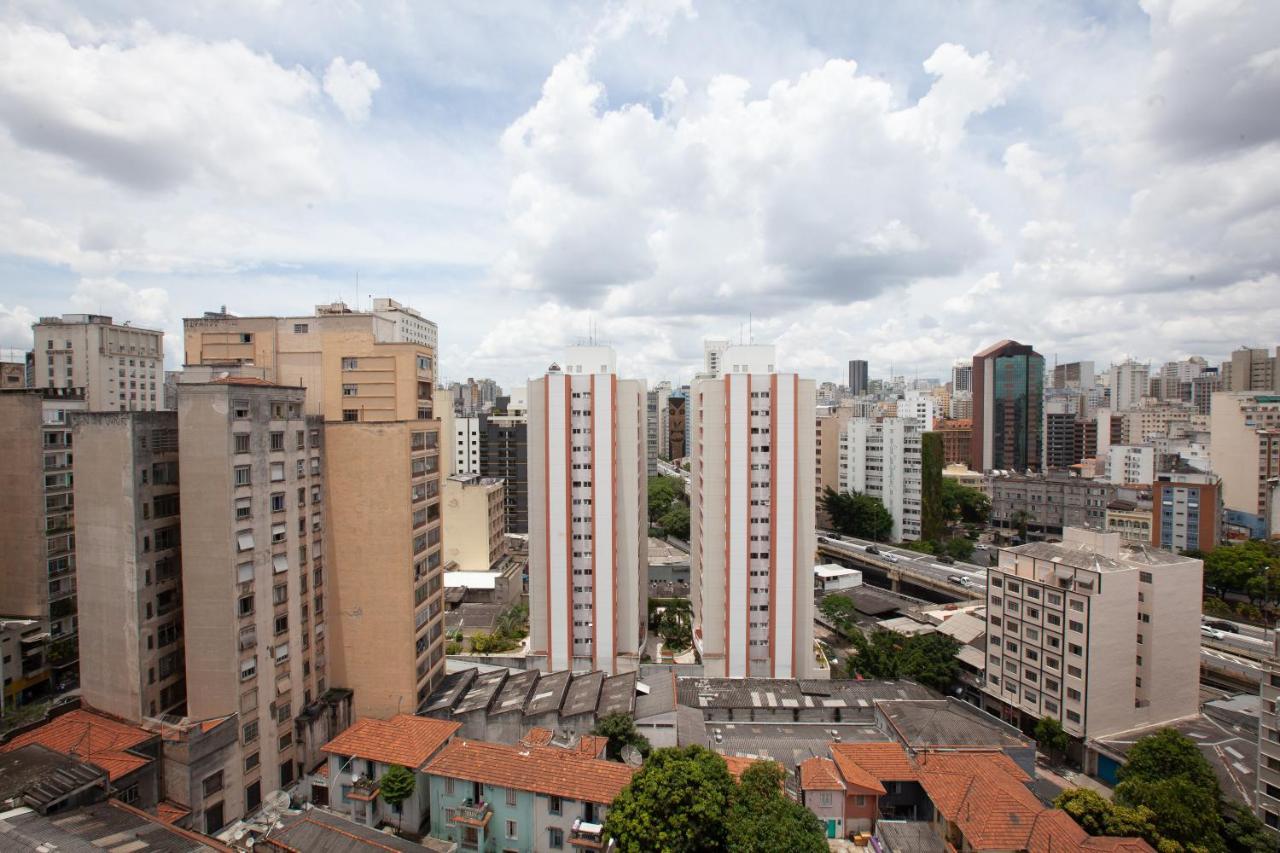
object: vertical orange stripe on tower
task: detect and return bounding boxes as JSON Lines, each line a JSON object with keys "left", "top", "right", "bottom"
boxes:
{"left": 768, "top": 372, "right": 778, "bottom": 677}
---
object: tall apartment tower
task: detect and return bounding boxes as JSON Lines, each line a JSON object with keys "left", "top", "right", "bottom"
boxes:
{"left": 0, "top": 388, "right": 85, "bottom": 707}
{"left": 848, "top": 360, "right": 869, "bottom": 396}
{"left": 1050, "top": 360, "right": 1095, "bottom": 391}
{"left": 33, "top": 314, "right": 164, "bottom": 410}
{"left": 73, "top": 412, "right": 186, "bottom": 721}
{"left": 981, "top": 528, "right": 1201, "bottom": 740}
{"left": 691, "top": 345, "right": 816, "bottom": 678}
{"left": 184, "top": 303, "right": 446, "bottom": 718}
{"left": 528, "top": 347, "right": 648, "bottom": 674}
{"left": 1209, "top": 392, "right": 1280, "bottom": 538}
{"left": 481, "top": 411, "right": 529, "bottom": 535}
{"left": 1224, "top": 346, "right": 1280, "bottom": 392}
{"left": 704, "top": 339, "right": 730, "bottom": 378}
{"left": 654, "top": 381, "right": 672, "bottom": 459}
{"left": 1107, "top": 359, "right": 1150, "bottom": 412}
{"left": 1259, "top": 635, "right": 1280, "bottom": 834}
{"left": 971, "top": 340, "right": 1045, "bottom": 472}
{"left": 1152, "top": 470, "right": 1222, "bottom": 552}
{"left": 950, "top": 361, "right": 972, "bottom": 393}
{"left": 839, "top": 417, "right": 922, "bottom": 542}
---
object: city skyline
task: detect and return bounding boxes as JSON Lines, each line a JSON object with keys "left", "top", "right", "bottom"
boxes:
{"left": 0, "top": 1, "right": 1277, "bottom": 389}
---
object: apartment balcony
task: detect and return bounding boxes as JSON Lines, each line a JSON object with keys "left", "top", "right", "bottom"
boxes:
{"left": 569, "top": 821, "right": 606, "bottom": 849}
{"left": 451, "top": 800, "right": 493, "bottom": 828}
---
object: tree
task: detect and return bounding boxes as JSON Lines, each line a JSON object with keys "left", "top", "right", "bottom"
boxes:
{"left": 822, "top": 488, "right": 894, "bottom": 542}
{"left": 940, "top": 478, "right": 991, "bottom": 524}
{"left": 649, "top": 475, "right": 680, "bottom": 522}
{"left": 726, "top": 761, "right": 827, "bottom": 853}
{"left": 1054, "top": 789, "right": 1161, "bottom": 849}
{"left": 605, "top": 745, "right": 734, "bottom": 852}
{"left": 920, "top": 432, "right": 946, "bottom": 541}
{"left": 1115, "top": 728, "right": 1226, "bottom": 852}
{"left": 1033, "top": 717, "right": 1069, "bottom": 762}
{"left": 377, "top": 764, "right": 416, "bottom": 831}
{"left": 469, "top": 631, "right": 519, "bottom": 654}
{"left": 1010, "top": 508, "right": 1033, "bottom": 540}
{"left": 819, "top": 594, "right": 858, "bottom": 625}
{"left": 896, "top": 632, "right": 960, "bottom": 691}
{"left": 658, "top": 504, "right": 691, "bottom": 541}
{"left": 494, "top": 601, "right": 529, "bottom": 639}
{"left": 592, "top": 712, "right": 652, "bottom": 762}
{"left": 944, "top": 536, "right": 975, "bottom": 561}
{"left": 1221, "top": 802, "right": 1278, "bottom": 853}
{"left": 658, "top": 608, "right": 692, "bottom": 652}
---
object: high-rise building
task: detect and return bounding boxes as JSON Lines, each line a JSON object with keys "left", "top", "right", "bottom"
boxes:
{"left": 936, "top": 418, "right": 973, "bottom": 467}
{"left": 1105, "top": 445, "right": 1155, "bottom": 486}
{"left": 177, "top": 378, "right": 326, "bottom": 798}
{"left": 839, "top": 417, "right": 922, "bottom": 541}
{"left": 1043, "top": 412, "right": 1078, "bottom": 471}
{"left": 1190, "top": 370, "right": 1222, "bottom": 415}
{"left": 691, "top": 345, "right": 816, "bottom": 678}
{"left": 1156, "top": 357, "right": 1206, "bottom": 401}
{"left": 370, "top": 297, "right": 438, "bottom": 349}
{"left": 0, "top": 388, "right": 86, "bottom": 707}
{"left": 899, "top": 392, "right": 937, "bottom": 431}
{"left": 32, "top": 314, "right": 164, "bottom": 411}
{"left": 645, "top": 390, "right": 662, "bottom": 477}
{"left": 654, "top": 381, "right": 672, "bottom": 459}
{"left": 1050, "top": 360, "right": 1094, "bottom": 391}
{"left": 704, "top": 339, "right": 730, "bottom": 378}
{"left": 73, "top": 411, "right": 186, "bottom": 722}
{"left": 814, "top": 404, "right": 856, "bottom": 510}
{"left": 184, "top": 302, "right": 447, "bottom": 718}
{"left": 480, "top": 413, "right": 529, "bottom": 535}
{"left": 442, "top": 474, "right": 507, "bottom": 571}
{"left": 668, "top": 395, "right": 687, "bottom": 460}
{"left": 453, "top": 415, "right": 484, "bottom": 475}
{"left": 1259, "top": 635, "right": 1280, "bottom": 834}
{"left": 848, "top": 360, "right": 869, "bottom": 396}
{"left": 980, "top": 528, "right": 1201, "bottom": 740}
{"left": 1223, "top": 346, "right": 1280, "bottom": 393}
{"left": 951, "top": 361, "right": 972, "bottom": 393}
{"left": 528, "top": 347, "right": 648, "bottom": 674}
{"left": 1107, "top": 359, "right": 1150, "bottom": 412}
{"left": 971, "top": 340, "right": 1045, "bottom": 472}
{"left": 1152, "top": 469, "right": 1221, "bottom": 552}
{"left": 1209, "top": 392, "right": 1280, "bottom": 538}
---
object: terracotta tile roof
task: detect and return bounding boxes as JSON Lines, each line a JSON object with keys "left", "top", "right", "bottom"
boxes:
{"left": 425, "top": 740, "right": 636, "bottom": 804}
{"left": 0, "top": 708, "right": 153, "bottom": 781}
{"left": 798, "top": 757, "right": 845, "bottom": 792}
{"left": 154, "top": 799, "right": 192, "bottom": 824}
{"left": 914, "top": 752, "right": 1046, "bottom": 851}
{"left": 722, "top": 755, "right": 766, "bottom": 782}
{"left": 829, "top": 742, "right": 915, "bottom": 794}
{"left": 1027, "top": 803, "right": 1155, "bottom": 852}
{"left": 321, "top": 715, "right": 460, "bottom": 768}
{"left": 521, "top": 727, "right": 554, "bottom": 747}
{"left": 575, "top": 735, "right": 608, "bottom": 758}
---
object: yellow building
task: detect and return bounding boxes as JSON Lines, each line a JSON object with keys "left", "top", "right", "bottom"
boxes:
{"left": 442, "top": 474, "right": 506, "bottom": 571}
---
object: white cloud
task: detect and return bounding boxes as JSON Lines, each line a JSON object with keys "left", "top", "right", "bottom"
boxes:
{"left": 323, "top": 57, "right": 382, "bottom": 123}
{"left": 69, "top": 277, "right": 170, "bottom": 329}
{"left": 0, "top": 302, "right": 37, "bottom": 351}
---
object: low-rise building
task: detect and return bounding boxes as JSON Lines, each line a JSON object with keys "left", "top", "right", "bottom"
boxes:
{"left": 1105, "top": 500, "right": 1153, "bottom": 544}
{"left": 423, "top": 738, "right": 636, "bottom": 851}
{"left": 986, "top": 470, "right": 1116, "bottom": 537}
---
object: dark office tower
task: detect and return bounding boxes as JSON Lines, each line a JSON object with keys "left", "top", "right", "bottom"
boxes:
{"left": 848, "top": 360, "right": 869, "bottom": 395}
{"left": 480, "top": 417, "right": 528, "bottom": 534}
{"left": 1044, "top": 412, "right": 1077, "bottom": 470}
{"left": 971, "top": 340, "right": 1045, "bottom": 472}
{"left": 668, "top": 396, "right": 687, "bottom": 460}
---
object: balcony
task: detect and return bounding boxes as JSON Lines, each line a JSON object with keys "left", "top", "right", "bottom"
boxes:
{"left": 570, "top": 820, "right": 606, "bottom": 848}
{"left": 450, "top": 800, "right": 492, "bottom": 828}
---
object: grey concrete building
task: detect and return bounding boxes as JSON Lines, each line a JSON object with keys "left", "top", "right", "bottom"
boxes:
{"left": 986, "top": 470, "right": 1116, "bottom": 537}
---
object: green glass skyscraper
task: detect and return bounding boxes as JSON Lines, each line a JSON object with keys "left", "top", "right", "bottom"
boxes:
{"left": 971, "top": 340, "right": 1045, "bottom": 472}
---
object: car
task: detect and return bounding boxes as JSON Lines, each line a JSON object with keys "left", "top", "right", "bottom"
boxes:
{"left": 947, "top": 575, "right": 967, "bottom": 585}
{"left": 936, "top": 555, "right": 956, "bottom": 565}
{"left": 865, "top": 545, "right": 880, "bottom": 555}
{"left": 1204, "top": 619, "right": 1238, "bottom": 633}
{"left": 1201, "top": 625, "right": 1226, "bottom": 640}
{"left": 884, "top": 553, "right": 899, "bottom": 563}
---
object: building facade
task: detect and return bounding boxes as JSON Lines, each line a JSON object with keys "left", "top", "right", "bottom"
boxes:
{"left": 33, "top": 314, "right": 164, "bottom": 411}
{"left": 1224, "top": 346, "right": 1280, "bottom": 393}
{"left": 442, "top": 474, "right": 506, "bottom": 571}
{"left": 1152, "top": 470, "right": 1222, "bottom": 552}
{"left": 691, "top": 345, "right": 817, "bottom": 678}
{"left": 971, "top": 340, "right": 1045, "bottom": 472}
{"left": 668, "top": 395, "right": 687, "bottom": 460}
{"left": 480, "top": 413, "right": 529, "bottom": 535}
{"left": 1105, "top": 445, "right": 1155, "bottom": 486}
{"left": 839, "top": 418, "right": 923, "bottom": 542}
{"left": 1259, "top": 635, "right": 1280, "bottom": 834}
{"left": 528, "top": 347, "right": 648, "bottom": 675}
{"left": 849, "top": 360, "right": 869, "bottom": 396}
{"left": 1209, "top": 392, "right": 1280, "bottom": 537}
{"left": 1107, "top": 360, "right": 1151, "bottom": 412}
{"left": 986, "top": 471, "right": 1116, "bottom": 537}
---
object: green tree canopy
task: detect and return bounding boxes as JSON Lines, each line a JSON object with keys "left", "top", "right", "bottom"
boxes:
{"left": 591, "top": 712, "right": 652, "bottom": 763}
{"left": 822, "top": 488, "right": 894, "bottom": 542}
{"left": 378, "top": 764, "right": 416, "bottom": 828}
{"left": 1054, "top": 788, "right": 1162, "bottom": 848}
{"left": 1114, "top": 728, "right": 1227, "bottom": 852}
{"left": 658, "top": 504, "right": 691, "bottom": 540}
{"left": 944, "top": 536, "right": 975, "bottom": 561}
{"left": 648, "top": 475, "right": 680, "bottom": 522}
{"left": 1033, "top": 716, "right": 1069, "bottom": 760}
{"left": 940, "top": 478, "right": 991, "bottom": 524}
{"left": 726, "top": 761, "right": 827, "bottom": 853}
{"left": 843, "top": 628, "right": 959, "bottom": 692}
{"left": 920, "top": 432, "right": 946, "bottom": 541}
{"left": 605, "top": 745, "right": 734, "bottom": 852}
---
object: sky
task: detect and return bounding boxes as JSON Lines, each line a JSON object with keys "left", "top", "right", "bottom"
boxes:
{"left": 0, "top": 0, "right": 1277, "bottom": 391}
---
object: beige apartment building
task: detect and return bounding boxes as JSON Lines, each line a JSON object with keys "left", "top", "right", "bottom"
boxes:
{"left": 73, "top": 411, "right": 186, "bottom": 722}
{"left": 528, "top": 346, "right": 648, "bottom": 675}
{"left": 1223, "top": 346, "right": 1280, "bottom": 393}
{"left": 1210, "top": 391, "right": 1280, "bottom": 536}
{"left": 0, "top": 388, "right": 86, "bottom": 708}
{"left": 184, "top": 303, "right": 446, "bottom": 718}
{"left": 178, "top": 378, "right": 326, "bottom": 813}
{"left": 33, "top": 314, "right": 164, "bottom": 410}
{"left": 980, "top": 528, "right": 1201, "bottom": 743}
{"left": 442, "top": 474, "right": 506, "bottom": 571}
{"left": 815, "top": 404, "right": 855, "bottom": 515}
{"left": 691, "top": 345, "right": 817, "bottom": 679}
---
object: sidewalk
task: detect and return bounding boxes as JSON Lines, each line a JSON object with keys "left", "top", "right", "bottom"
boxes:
{"left": 1035, "top": 755, "right": 1113, "bottom": 799}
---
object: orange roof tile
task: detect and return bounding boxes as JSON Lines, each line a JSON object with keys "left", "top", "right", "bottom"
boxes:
{"left": 321, "top": 715, "right": 460, "bottom": 768}
{"left": 915, "top": 751, "right": 1046, "bottom": 851}
{"left": 0, "top": 708, "right": 153, "bottom": 781}
{"left": 521, "top": 727, "right": 554, "bottom": 747}
{"left": 575, "top": 735, "right": 608, "bottom": 758}
{"left": 721, "top": 755, "right": 766, "bottom": 782}
{"left": 798, "top": 757, "right": 845, "bottom": 792}
{"left": 1027, "top": 799, "right": 1155, "bottom": 852}
{"left": 829, "top": 742, "right": 915, "bottom": 794}
{"left": 153, "top": 800, "right": 192, "bottom": 825}
{"left": 425, "top": 740, "right": 636, "bottom": 804}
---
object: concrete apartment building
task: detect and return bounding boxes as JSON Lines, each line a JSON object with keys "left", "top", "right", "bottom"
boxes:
{"left": 1223, "top": 346, "right": 1280, "bottom": 393}
{"left": 177, "top": 378, "right": 325, "bottom": 809}
{"left": 73, "top": 412, "right": 186, "bottom": 722}
{"left": 2, "top": 359, "right": 25, "bottom": 387}
{"left": 654, "top": 381, "right": 672, "bottom": 459}
{"left": 528, "top": 347, "right": 648, "bottom": 675}
{"left": 981, "top": 529, "right": 1202, "bottom": 744}
{"left": 1259, "top": 636, "right": 1280, "bottom": 833}
{"left": 839, "top": 417, "right": 923, "bottom": 542}
{"left": 971, "top": 340, "right": 1044, "bottom": 472}
{"left": 442, "top": 474, "right": 506, "bottom": 571}
{"left": 1107, "top": 359, "right": 1151, "bottom": 412}
{"left": 1121, "top": 403, "right": 1204, "bottom": 445}
{"left": 645, "top": 389, "right": 663, "bottom": 476}
{"left": 986, "top": 470, "right": 1116, "bottom": 537}
{"left": 1105, "top": 445, "right": 1155, "bottom": 487}
{"left": 371, "top": 297, "right": 437, "bottom": 349}
{"left": 691, "top": 344, "right": 817, "bottom": 678}
{"left": 951, "top": 360, "right": 972, "bottom": 393}
{"left": 1051, "top": 360, "right": 1094, "bottom": 390}
{"left": 33, "top": 314, "right": 164, "bottom": 411}
{"left": 183, "top": 303, "right": 447, "bottom": 718}
{"left": 1153, "top": 469, "right": 1222, "bottom": 552}
{"left": 848, "top": 359, "right": 869, "bottom": 396}
{"left": 704, "top": 338, "right": 730, "bottom": 378}
{"left": 1210, "top": 391, "right": 1280, "bottom": 538}
{"left": 0, "top": 388, "right": 86, "bottom": 708}
{"left": 815, "top": 404, "right": 855, "bottom": 505}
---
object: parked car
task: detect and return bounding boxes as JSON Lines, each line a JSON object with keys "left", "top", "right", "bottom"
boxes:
{"left": 1201, "top": 625, "right": 1226, "bottom": 640}
{"left": 936, "top": 555, "right": 956, "bottom": 565}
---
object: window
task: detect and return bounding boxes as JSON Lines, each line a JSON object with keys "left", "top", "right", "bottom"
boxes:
{"left": 234, "top": 465, "right": 251, "bottom": 486}
{"left": 342, "top": 384, "right": 358, "bottom": 396}
{"left": 548, "top": 828, "right": 564, "bottom": 850}
{"left": 293, "top": 323, "right": 309, "bottom": 334}
{"left": 445, "top": 778, "right": 454, "bottom": 795}
{"left": 243, "top": 719, "right": 259, "bottom": 743}
{"left": 233, "top": 400, "right": 250, "bottom": 418}
{"left": 342, "top": 409, "right": 358, "bottom": 422}
{"left": 549, "top": 796, "right": 562, "bottom": 815}
{"left": 272, "top": 523, "right": 287, "bottom": 544}
{"left": 1068, "top": 620, "right": 1083, "bottom": 633}
{"left": 341, "top": 357, "right": 358, "bottom": 370}
{"left": 854, "top": 794, "right": 866, "bottom": 806}
{"left": 238, "top": 594, "right": 255, "bottom": 617}
{"left": 506, "top": 820, "right": 518, "bottom": 840}
{"left": 240, "top": 657, "right": 257, "bottom": 680}
{"left": 275, "top": 614, "right": 288, "bottom": 636}
{"left": 203, "top": 771, "right": 224, "bottom": 798}
{"left": 271, "top": 492, "right": 285, "bottom": 513}
{"left": 506, "top": 787, "right": 518, "bottom": 807}
{"left": 235, "top": 433, "right": 250, "bottom": 453}
{"left": 1139, "top": 571, "right": 1152, "bottom": 583}
{"left": 1066, "top": 710, "right": 1081, "bottom": 723}
{"left": 1068, "top": 643, "right": 1082, "bottom": 656}
{"left": 270, "top": 462, "right": 285, "bottom": 482}
{"left": 236, "top": 497, "right": 252, "bottom": 520}
{"left": 279, "top": 732, "right": 292, "bottom": 750}
{"left": 274, "top": 642, "right": 289, "bottom": 663}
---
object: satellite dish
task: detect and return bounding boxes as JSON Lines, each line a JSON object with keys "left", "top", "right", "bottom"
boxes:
{"left": 263, "top": 789, "right": 290, "bottom": 817}
{"left": 621, "top": 745, "right": 643, "bottom": 767}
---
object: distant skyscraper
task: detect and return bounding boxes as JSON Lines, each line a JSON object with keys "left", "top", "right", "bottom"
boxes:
{"left": 1107, "top": 359, "right": 1150, "bottom": 412}
{"left": 971, "top": 340, "right": 1045, "bottom": 472}
{"left": 528, "top": 347, "right": 648, "bottom": 674}
{"left": 951, "top": 361, "right": 972, "bottom": 393}
{"left": 704, "top": 339, "right": 730, "bottom": 378}
{"left": 848, "top": 360, "right": 868, "bottom": 395}
{"left": 691, "top": 345, "right": 816, "bottom": 678}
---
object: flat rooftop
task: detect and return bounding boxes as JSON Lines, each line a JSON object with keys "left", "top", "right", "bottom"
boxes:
{"left": 877, "top": 699, "right": 1031, "bottom": 751}
{"left": 1005, "top": 541, "right": 1127, "bottom": 572}
{"left": 677, "top": 677, "right": 935, "bottom": 711}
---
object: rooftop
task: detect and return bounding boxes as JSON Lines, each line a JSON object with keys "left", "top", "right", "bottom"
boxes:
{"left": 320, "top": 715, "right": 460, "bottom": 769}
{"left": 424, "top": 740, "right": 636, "bottom": 804}
{"left": 914, "top": 751, "right": 1043, "bottom": 850}
{"left": 0, "top": 708, "right": 155, "bottom": 781}
{"left": 875, "top": 820, "right": 948, "bottom": 852}
{"left": 0, "top": 799, "right": 229, "bottom": 852}
{"left": 1004, "top": 541, "right": 1127, "bottom": 573}
{"left": 257, "top": 808, "right": 451, "bottom": 852}
{"left": 677, "top": 677, "right": 935, "bottom": 711}
{"left": 0, "top": 745, "right": 106, "bottom": 811}
{"left": 877, "top": 699, "right": 1031, "bottom": 751}
{"left": 829, "top": 742, "right": 915, "bottom": 793}
{"left": 798, "top": 756, "right": 844, "bottom": 791}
